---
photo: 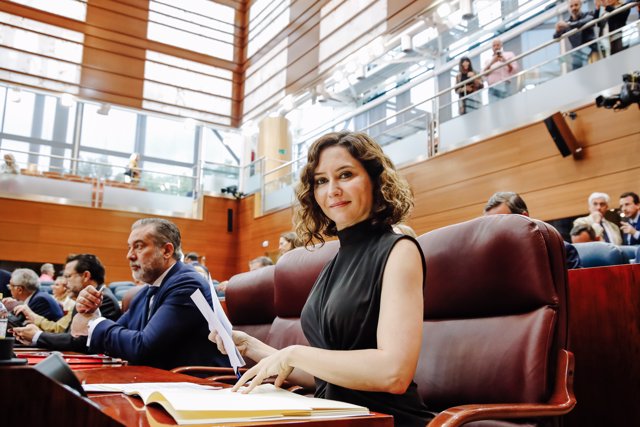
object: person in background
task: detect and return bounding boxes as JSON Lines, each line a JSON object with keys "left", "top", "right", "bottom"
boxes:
{"left": 573, "top": 192, "right": 622, "bottom": 245}
{"left": 553, "top": 0, "right": 597, "bottom": 69}
{"left": 1, "top": 153, "right": 19, "bottom": 174}
{"left": 73, "top": 218, "right": 229, "bottom": 370}
{"left": 211, "top": 131, "right": 434, "bottom": 426}
{"left": 594, "top": 0, "right": 632, "bottom": 55}
{"left": 279, "top": 232, "right": 300, "bottom": 256}
{"left": 124, "top": 152, "right": 141, "bottom": 185}
{"left": 248, "top": 256, "right": 274, "bottom": 271}
{"left": 39, "top": 263, "right": 55, "bottom": 282}
{"left": 51, "top": 274, "right": 75, "bottom": 314}
{"left": 455, "top": 56, "right": 483, "bottom": 115}
{"left": 12, "top": 254, "right": 120, "bottom": 346}
{"left": 570, "top": 224, "right": 598, "bottom": 243}
{"left": 2, "top": 269, "right": 64, "bottom": 321}
{"left": 483, "top": 38, "right": 520, "bottom": 103}
{"left": 184, "top": 252, "right": 199, "bottom": 264}
{"left": 483, "top": 191, "right": 582, "bottom": 269}
{"left": 619, "top": 191, "right": 640, "bottom": 245}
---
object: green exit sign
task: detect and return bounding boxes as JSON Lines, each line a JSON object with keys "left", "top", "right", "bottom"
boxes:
{"left": 278, "top": 149, "right": 286, "bottom": 155}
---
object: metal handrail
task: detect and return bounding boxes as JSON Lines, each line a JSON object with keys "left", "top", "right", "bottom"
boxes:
{"left": 1, "top": 147, "right": 197, "bottom": 181}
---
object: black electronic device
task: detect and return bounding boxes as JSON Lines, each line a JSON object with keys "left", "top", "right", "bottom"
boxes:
{"left": 7, "top": 312, "right": 26, "bottom": 328}
{"left": 595, "top": 71, "right": 640, "bottom": 110}
{"left": 543, "top": 112, "right": 581, "bottom": 158}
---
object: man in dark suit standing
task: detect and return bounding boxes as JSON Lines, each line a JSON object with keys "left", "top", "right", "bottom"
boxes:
{"left": 619, "top": 192, "right": 640, "bottom": 246}
{"left": 12, "top": 254, "right": 121, "bottom": 352}
{"left": 2, "top": 269, "right": 63, "bottom": 321}
{"left": 74, "top": 218, "right": 229, "bottom": 370}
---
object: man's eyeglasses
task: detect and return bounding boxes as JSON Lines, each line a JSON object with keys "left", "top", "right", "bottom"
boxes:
{"left": 63, "top": 272, "right": 82, "bottom": 280}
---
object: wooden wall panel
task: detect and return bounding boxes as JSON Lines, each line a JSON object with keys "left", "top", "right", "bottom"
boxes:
{"left": 0, "top": 196, "right": 240, "bottom": 283}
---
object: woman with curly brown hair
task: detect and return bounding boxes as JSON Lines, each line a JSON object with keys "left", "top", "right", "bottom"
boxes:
{"left": 210, "top": 131, "right": 432, "bottom": 426}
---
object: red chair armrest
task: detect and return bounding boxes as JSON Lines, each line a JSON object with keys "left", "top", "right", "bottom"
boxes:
{"left": 427, "top": 350, "right": 576, "bottom": 427}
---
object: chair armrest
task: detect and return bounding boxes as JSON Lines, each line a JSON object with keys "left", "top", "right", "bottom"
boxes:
{"left": 427, "top": 350, "right": 576, "bottom": 427}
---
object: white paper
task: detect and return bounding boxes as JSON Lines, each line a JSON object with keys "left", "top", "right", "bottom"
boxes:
{"left": 190, "top": 289, "right": 245, "bottom": 373}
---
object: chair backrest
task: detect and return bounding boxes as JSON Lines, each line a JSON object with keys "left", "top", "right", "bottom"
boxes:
{"left": 121, "top": 285, "right": 144, "bottom": 313}
{"left": 267, "top": 240, "right": 340, "bottom": 349}
{"left": 415, "top": 215, "right": 568, "bottom": 410}
{"left": 225, "top": 265, "right": 276, "bottom": 343}
{"left": 573, "top": 242, "right": 629, "bottom": 267}
{"left": 617, "top": 245, "right": 637, "bottom": 264}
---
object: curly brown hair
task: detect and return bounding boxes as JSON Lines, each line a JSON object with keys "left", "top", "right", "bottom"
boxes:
{"left": 293, "top": 131, "right": 413, "bottom": 247}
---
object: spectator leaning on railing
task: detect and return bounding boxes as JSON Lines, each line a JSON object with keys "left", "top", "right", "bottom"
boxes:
{"left": 554, "top": 0, "right": 598, "bottom": 70}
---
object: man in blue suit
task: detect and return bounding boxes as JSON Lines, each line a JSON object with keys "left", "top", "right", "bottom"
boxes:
{"left": 3, "top": 269, "right": 63, "bottom": 321}
{"left": 619, "top": 192, "right": 640, "bottom": 246}
{"left": 74, "top": 218, "right": 229, "bottom": 370}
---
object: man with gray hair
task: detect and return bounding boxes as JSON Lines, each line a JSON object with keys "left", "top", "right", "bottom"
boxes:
{"left": 2, "top": 269, "right": 63, "bottom": 322}
{"left": 74, "top": 218, "right": 229, "bottom": 370}
{"left": 573, "top": 192, "right": 622, "bottom": 245}
{"left": 39, "top": 263, "right": 54, "bottom": 282}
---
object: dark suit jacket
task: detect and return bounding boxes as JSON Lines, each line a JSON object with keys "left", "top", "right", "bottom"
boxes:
{"left": 564, "top": 242, "right": 582, "bottom": 269}
{"left": 89, "top": 261, "right": 229, "bottom": 370}
{"left": 29, "top": 289, "right": 64, "bottom": 321}
{"left": 37, "top": 285, "right": 122, "bottom": 352}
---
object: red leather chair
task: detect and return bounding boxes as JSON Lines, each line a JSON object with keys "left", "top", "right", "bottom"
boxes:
{"left": 266, "top": 240, "right": 340, "bottom": 349}
{"left": 416, "top": 215, "right": 576, "bottom": 426}
{"left": 225, "top": 265, "right": 276, "bottom": 344}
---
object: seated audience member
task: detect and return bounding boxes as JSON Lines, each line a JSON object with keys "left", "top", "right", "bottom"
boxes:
{"left": 573, "top": 192, "right": 622, "bottom": 245}
{"left": 484, "top": 191, "right": 582, "bottom": 269}
{"left": 249, "top": 256, "right": 274, "bottom": 271}
{"left": 619, "top": 191, "right": 640, "bottom": 245}
{"left": 2, "top": 269, "right": 63, "bottom": 321}
{"left": 279, "top": 232, "right": 300, "bottom": 256}
{"left": 553, "top": 0, "right": 597, "bottom": 69}
{"left": 570, "top": 224, "right": 598, "bottom": 243}
{"left": 39, "top": 263, "right": 55, "bottom": 282}
{"left": 1, "top": 153, "right": 19, "bottom": 174}
{"left": 184, "top": 252, "right": 199, "bottom": 264}
{"left": 210, "top": 131, "right": 433, "bottom": 426}
{"left": 73, "top": 218, "right": 229, "bottom": 370}
{"left": 51, "top": 274, "right": 75, "bottom": 314}
{"left": 12, "top": 254, "right": 121, "bottom": 350}
{"left": 393, "top": 223, "right": 418, "bottom": 238}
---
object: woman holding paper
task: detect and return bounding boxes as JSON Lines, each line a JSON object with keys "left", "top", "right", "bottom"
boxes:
{"left": 210, "top": 131, "right": 433, "bottom": 426}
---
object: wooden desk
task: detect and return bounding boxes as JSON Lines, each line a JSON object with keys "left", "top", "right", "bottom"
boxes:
{"left": 564, "top": 264, "right": 640, "bottom": 427}
{"left": 0, "top": 364, "right": 392, "bottom": 427}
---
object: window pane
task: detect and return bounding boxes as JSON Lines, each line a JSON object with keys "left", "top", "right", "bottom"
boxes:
{"left": 8, "top": 0, "right": 87, "bottom": 21}
{"left": 202, "top": 128, "right": 241, "bottom": 165}
{"left": 78, "top": 152, "right": 129, "bottom": 180}
{"left": 0, "top": 86, "right": 5, "bottom": 130}
{"left": 144, "top": 116, "right": 195, "bottom": 164}
{"left": 147, "top": 0, "right": 235, "bottom": 60}
{"left": 40, "top": 95, "right": 57, "bottom": 140}
{"left": 3, "top": 90, "right": 35, "bottom": 137}
{"left": 80, "top": 104, "right": 137, "bottom": 153}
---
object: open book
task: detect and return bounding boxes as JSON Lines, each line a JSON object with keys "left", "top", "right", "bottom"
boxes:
{"left": 85, "top": 382, "right": 370, "bottom": 424}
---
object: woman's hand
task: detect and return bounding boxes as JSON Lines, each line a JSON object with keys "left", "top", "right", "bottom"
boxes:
{"left": 232, "top": 346, "right": 296, "bottom": 393}
{"left": 209, "top": 329, "right": 252, "bottom": 356}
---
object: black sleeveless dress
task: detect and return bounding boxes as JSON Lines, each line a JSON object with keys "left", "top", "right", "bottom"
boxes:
{"left": 300, "top": 220, "right": 434, "bottom": 427}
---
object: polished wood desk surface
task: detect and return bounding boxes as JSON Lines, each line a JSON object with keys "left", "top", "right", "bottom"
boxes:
{"left": 76, "top": 365, "right": 394, "bottom": 426}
